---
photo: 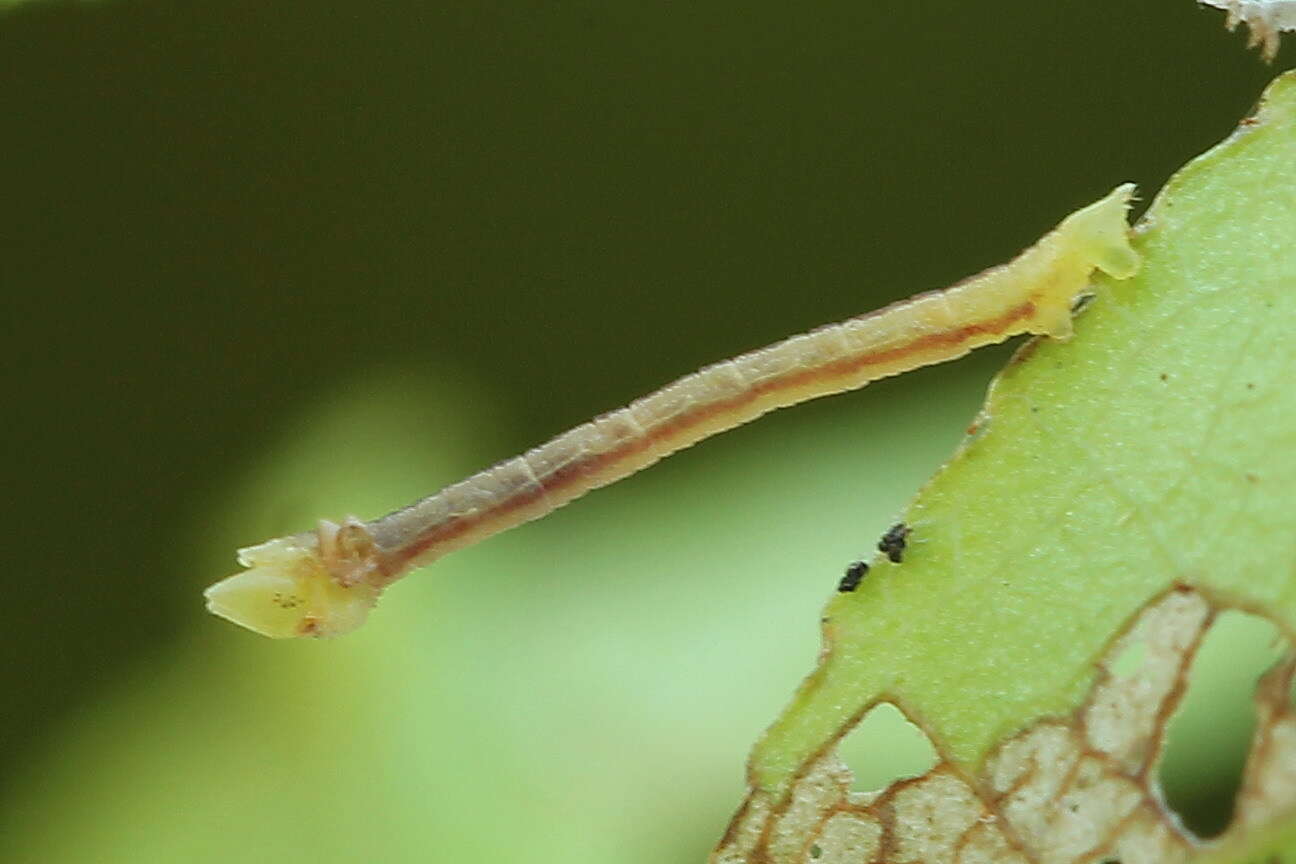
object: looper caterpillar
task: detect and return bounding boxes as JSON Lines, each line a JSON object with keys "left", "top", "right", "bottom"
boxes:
{"left": 205, "top": 184, "right": 1141, "bottom": 639}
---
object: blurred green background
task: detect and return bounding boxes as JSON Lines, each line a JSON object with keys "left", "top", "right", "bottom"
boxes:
{"left": 0, "top": 0, "right": 1287, "bottom": 860}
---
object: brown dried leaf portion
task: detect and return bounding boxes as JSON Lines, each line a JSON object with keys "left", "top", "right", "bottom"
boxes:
{"left": 1233, "top": 655, "right": 1296, "bottom": 831}
{"left": 1199, "top": 0, "right": 1296, "bottom": 61}
{"left": 712, "top": 588, "right": 1296, "bottom": 864}
{"left": 1082, "top": 590, "right": 1211, "bottom": 778}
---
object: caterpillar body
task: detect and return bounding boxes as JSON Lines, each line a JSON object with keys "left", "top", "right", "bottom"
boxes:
{"left": 205, "top": 184, "right": 1141, "bottom": 639}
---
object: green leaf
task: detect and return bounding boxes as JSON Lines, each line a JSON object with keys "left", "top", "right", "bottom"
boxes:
{"left": 716, "top": 71, "right": 1296, "bottom": 862}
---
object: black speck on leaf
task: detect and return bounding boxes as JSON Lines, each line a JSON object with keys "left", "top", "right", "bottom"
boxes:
{"left": 838, "top": 561, "right": 868, "bottom": 592}
{"left": 878, "top": 523, "right": 911, "bottom": 564}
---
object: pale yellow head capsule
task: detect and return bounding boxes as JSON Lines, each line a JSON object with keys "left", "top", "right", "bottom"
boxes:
{"left": 204, "top": 520, "right": 384, "bottom": 639}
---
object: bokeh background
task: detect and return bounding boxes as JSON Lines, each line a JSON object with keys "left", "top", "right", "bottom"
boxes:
{"left": 1, "top": 0, "right": 1289, "bottom": 860}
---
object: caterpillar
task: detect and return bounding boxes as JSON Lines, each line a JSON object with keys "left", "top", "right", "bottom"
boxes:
{"left": 205, "top": 184, "right": 1141, "bottom": 639}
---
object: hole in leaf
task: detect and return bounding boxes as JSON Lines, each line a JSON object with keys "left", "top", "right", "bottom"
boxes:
{"left": 836, "top": 702, "right": 938, "bottom": 794}
{"left": 1158, "top": 610, "right": 1287, "bottom": 838}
